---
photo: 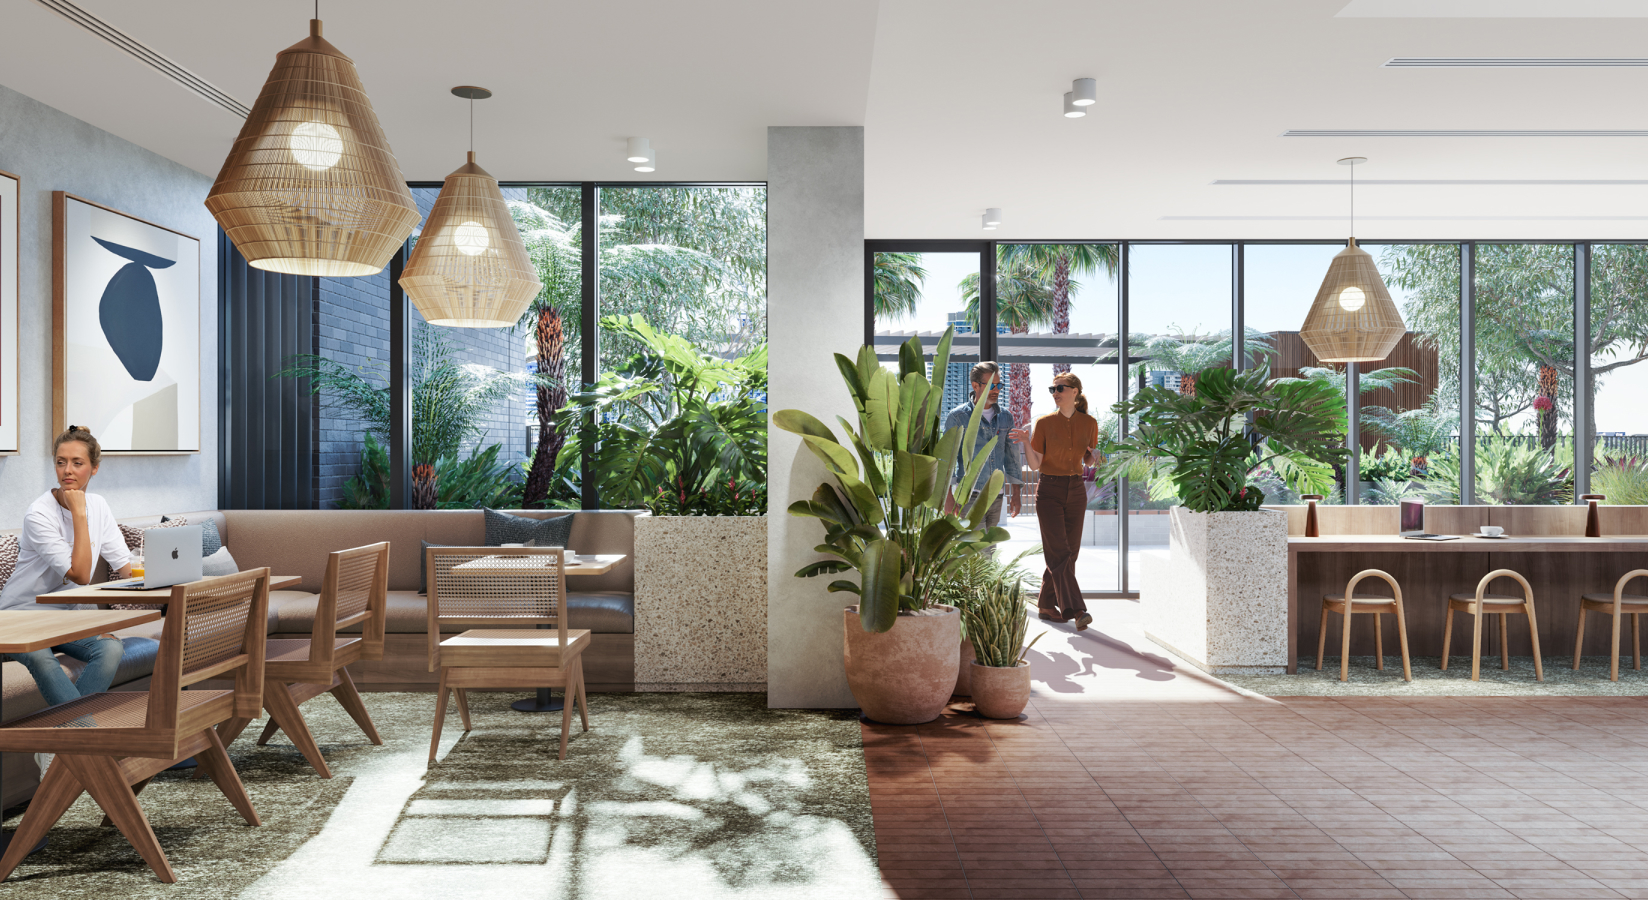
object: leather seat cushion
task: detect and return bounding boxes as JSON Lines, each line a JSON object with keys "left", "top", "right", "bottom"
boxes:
{"left": 275, "top": 589, "right": 635, "bottom": 635}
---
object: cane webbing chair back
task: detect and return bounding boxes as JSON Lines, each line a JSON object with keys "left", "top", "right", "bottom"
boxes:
{"left": 152, "top": 569, "right": 270, "bottom": 726}
{"left": 426, "top": 546, "right": 565, "bottom": 672}
{"left": 310, "top": 542, "right": 390, "bottom": 666}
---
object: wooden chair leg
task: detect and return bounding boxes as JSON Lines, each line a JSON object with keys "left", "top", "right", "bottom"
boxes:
{"left": 257, "top": 716, "right": 282, "bottom": 746}
{"left": 196, "top": 727, "right": 260, "bottom": 826}
{"left": 1612, "top": 606, "right": 1624, "bottom": 682}
{"left": 1340, "top": 600, "right": 1354, "bottom": 682}
{"left": 1316, "top": 603, "right": 1329, "bottom": 671}
{"left": 217, "top": 716, "right": 255, "bottom": 748}
{"left": 1635, "top": 614, "right": 1642, "bottom": 671}
{"left": 100, "top": 777, "right": 152, "bottom": 827}
{"left": 558, "top": 676, "right": 574, "bottom": 759}
{"left": 1499, "top": 613, "right": 1510, "bottom": 670}
{"left": 454, "top": 688, "right": 473, "bottom": 732}
{"left": 1574, "top": 607, "right": 1588, "bottom": 670}
{"left": 262, "top": 680, "right": 332, "bottom": 779}
{"left": 429, "top": 669, "right": 450, "bottom": 765}
{"left": 576, "top": 659, "right": 589, "bottom": 732}
{"left": 1471, "top": 608, "right": 1484, "bottom": 682}
{"left": 1375, "top": 614, "right": 1385, "bottom": 671}
{"left": 1441, "top": 608, "right": 1455, "bottom": 671}
{"left": 329, "top": 667, "right": 383, "bottom": 745}
{"left": 1525, "top": 600, "right": 1544, "bottom": 683}
{"left": 0, "top": 757, "right": 85, "bottom": 881}
{"left": 65, "top": 754, "right": 176, "bottom": 884}
{"left": 1393, "top": 600, "right": 1413, "bottom": 682}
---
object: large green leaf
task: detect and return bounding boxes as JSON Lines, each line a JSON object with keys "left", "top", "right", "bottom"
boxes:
{"left": 890, "top": 450, "right": 915, "bottom": 509}
{"left": 800, "top": 434, "right": 859, "bottom": 480}
{"left": 838, "top": 417, "right": 888, "bottom": 498}
{"left": 858, "top": 539, "right": 904, "bottom": 633}
{"left": 862, "top": 368, "right": 899, "bottom": 451}
{"left": 928, "top": 427, "right": 964, "bottom": 510}
{"left": 773, "top": 409, "right": 838, "bottom": 442}
{"left": 907, "top": 453, "right": 941, "bottom": 506}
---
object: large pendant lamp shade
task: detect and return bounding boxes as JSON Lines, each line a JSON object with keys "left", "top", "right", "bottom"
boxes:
{"left": 205, "top": 20, "right": 420, "bottom": 277}
{"left": 1300, "top": 238, "right": 1406, "bottom": 363}
{"left": 399, "top": 151, "right": 540, "bottom": 326}
{"left": 1299, "top": 157, "right": 1406, "bottom": 363}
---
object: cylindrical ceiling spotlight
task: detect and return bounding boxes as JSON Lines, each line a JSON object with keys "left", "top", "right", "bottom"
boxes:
{"left": 982, "top": 208, "right": 1002, "bottom": 230}
{"left": 626, "top": 137, "right": 652, "bottom": 163}
{"left": 1063, "top": 92, "right": 1086, "bottom": 118}
{"left": 1071, "top": 77, "right": 1097, "bottom": 106}
{"left": 634, "top": 148, "right": 656, "bottom": 173}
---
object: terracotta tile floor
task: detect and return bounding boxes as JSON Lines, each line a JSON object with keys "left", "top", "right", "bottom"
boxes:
{"left": 865, "top": 599, "right": 1648, "bottom": 900}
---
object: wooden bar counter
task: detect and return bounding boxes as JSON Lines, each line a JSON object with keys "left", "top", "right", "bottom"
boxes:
{"left": 1280, "top": 504, "right": 1648, "bottom": 674}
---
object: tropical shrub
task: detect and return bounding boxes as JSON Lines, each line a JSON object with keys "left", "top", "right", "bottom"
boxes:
{"left": 961, "top": 578, "right": 1042, "bottom": 668}
{"left": 1417, "top": 439, "right": 1572, "bottom": 505}
{"left": 336, "top": 434, "right": 518, "bottom": 510}
{"left": 776, "top": 328, "right": 1010, "bottom": 634}
{"left": 1591, "top": 455, "right": 1648, "bottom": 506}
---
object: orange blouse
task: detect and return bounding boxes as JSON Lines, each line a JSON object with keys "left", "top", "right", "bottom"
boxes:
{"left": 1030, "top": 411, "right": 1099, "bottom": 477}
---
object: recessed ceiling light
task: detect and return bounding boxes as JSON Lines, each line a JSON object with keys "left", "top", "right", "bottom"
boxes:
{"left": 1062, "top": 92, "right": 1085, "bottom": 118}
{"left": 1071, "top": 77, "right": 1097, "bottom": 106}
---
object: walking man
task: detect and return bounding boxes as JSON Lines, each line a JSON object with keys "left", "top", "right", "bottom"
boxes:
{"left": 943, "top": 361, "right": 1023, "bottom": 528}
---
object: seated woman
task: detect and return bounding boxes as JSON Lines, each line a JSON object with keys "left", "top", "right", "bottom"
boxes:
{"left": 0, "top": 426, "right": 132, "bottom": 710}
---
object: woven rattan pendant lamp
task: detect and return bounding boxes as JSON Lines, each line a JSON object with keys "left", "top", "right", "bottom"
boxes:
{"left": 1299, "top": 158, "right": 1407, "bottom": 363}
{"left": 398, "top": 87, "right": 541, "bottom": 327}
{"left": 206, "top": 17, "right": 419, "bottom": 277}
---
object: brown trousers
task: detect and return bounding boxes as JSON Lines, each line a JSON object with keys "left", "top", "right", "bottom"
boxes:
{"left": 1036, "top": 473, "right": 1088, "bottom": 617}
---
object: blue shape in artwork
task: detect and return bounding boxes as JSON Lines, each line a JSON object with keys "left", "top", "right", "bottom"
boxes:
{"left": 93, "top": 238, "right": 173, "bottom": 382}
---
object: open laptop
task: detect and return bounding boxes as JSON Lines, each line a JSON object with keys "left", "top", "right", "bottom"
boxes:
{"left": 1400, "top": 498, "right": 1457, "bottom": 541}
{"left": 103, "top": 524, "right": 204, "bottom": 590}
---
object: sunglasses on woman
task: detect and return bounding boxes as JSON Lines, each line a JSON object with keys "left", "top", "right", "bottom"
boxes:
{"left": 1047, "top": 385, "right": 1072, "bottom": 394}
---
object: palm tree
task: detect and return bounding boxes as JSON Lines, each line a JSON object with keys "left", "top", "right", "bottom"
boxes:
{"left": 872, "top": 252, "right": 927, "bottom": 319}
{"left": 960, "top": 259, "right": 1056, "bottom": 431}
{"left": 1131, "top": 328, "right": 1276, "bottom": 397}
{"left": 997, "top": 244, "right": 1119, "bottom": 375}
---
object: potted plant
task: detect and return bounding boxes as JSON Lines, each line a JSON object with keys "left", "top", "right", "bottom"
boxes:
{"left": 962, "top": 577, "right": 1042, "bottom": 719}
{"left": 934, "top": 547, "right": 1042, "bottom": 697}
{"left": 1098, "top": 366, "right": 1346, "bottom": 673}
{"left": 776, "top": 328, "right": 1009, "bottom": 724}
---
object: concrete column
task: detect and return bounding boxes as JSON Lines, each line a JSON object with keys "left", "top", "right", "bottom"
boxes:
{"left": 766, "top": 126, "right": 863, "bottom": 708}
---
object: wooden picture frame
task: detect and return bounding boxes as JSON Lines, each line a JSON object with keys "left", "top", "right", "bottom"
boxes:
{"left": 0, "top": 170, "right": 18, "bottom": 454}
{"left": 53, "top": 192, "right": 200, "bottom": 454}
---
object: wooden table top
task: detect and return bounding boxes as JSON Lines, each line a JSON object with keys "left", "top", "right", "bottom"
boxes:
{"left": 0, "top": 609, "right": 162, "bottom": 653}
{"left": 451, "top": 554, "right": 624, "bottom": 576}
{"left": 1289, "top": 534, "right": 1648, "bottom": 553}
{"left": 44, "top": 574, "right": 303, "bottom": 602}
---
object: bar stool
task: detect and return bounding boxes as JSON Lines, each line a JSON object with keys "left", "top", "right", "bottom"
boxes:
{"left": 1317, "top": 569, "right": 1411, "bottom": 682}
{"left": 1572, "top": 568, "right": 1648, "bottom": 681}
{"left": 1442, "top": 569, "right": 1543, "bottom": 682}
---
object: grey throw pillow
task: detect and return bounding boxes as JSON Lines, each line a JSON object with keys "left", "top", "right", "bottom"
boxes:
{"left": 160, "top": 515, "right": 222, "bottom": 556}
{"left": 202, "top": 546, "right": 238, "bottom": 577}
{"left": 482, "top": 508, "right": 572, "bottom": 550}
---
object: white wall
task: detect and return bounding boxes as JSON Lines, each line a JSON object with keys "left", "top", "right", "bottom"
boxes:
{"left": 0, "top": 83, "right": 218, "bottom": 526}
{"left": 767, "top": 126, "right": 863, "bottom": 709}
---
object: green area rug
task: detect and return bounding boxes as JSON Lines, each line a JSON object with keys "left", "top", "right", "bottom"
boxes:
{"left": 1226, "top": 655, "right": 1648, "bottom": 696}
{"left": 2, "top": 692, "right": 876, "bottom": 899}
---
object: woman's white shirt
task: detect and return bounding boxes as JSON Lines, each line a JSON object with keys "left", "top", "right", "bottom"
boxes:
{"left": 0, "top": 491, "right": 130, "bottom": 611}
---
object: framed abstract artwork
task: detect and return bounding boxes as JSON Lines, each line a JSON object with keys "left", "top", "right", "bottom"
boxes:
{"left": 0, "top": 170, "right": 16, "bottom": 453}
{"left": 53, "top": 192, "right": 200, "bottom": 453}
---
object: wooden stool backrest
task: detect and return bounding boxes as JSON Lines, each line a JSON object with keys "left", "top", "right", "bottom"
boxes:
{"left": 1345, "top": 569, "right": 1402, "bottom": 603}
{"left": 310, "top": 542, "right": 390, "bottom": 665}
{"left": 1475, "top": 568, "right": 1533, "bottom": 602}
{"left": 1611, "top": 569, "right": 1648, "bottom": 603}
{"left": 425, "top": 546, "right": 566, "bottom": 672}
{"left": 150, "top": 569, "right": 270, "bottom": 730}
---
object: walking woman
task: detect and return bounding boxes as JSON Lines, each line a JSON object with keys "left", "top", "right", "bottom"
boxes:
{"left": 1011, "top": 373, "right": 1099, "bottom": 630}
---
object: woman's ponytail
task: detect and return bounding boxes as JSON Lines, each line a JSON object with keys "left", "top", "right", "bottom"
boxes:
{"left": 1053, "top": 372, "right": 1087, "bottom": 414}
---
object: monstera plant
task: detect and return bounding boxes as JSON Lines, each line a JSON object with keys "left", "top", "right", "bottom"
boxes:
{"left": 775, "top": 328, "right": 1009, "bottom": 634}
{"left": 1098, "top": 366, "right": 1347, "bottom": 512}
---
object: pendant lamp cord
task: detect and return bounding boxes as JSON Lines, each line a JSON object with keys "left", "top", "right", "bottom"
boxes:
{"left": 1349, "top": 161, "right": 1355, "bottom": 240}
{"left": 469, "top": 97, "right": 474, "bottom": 154}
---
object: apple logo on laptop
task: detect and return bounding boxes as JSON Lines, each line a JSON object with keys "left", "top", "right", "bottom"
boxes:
{"left": 171, "top": 548, "right": 179, "bottom": 559}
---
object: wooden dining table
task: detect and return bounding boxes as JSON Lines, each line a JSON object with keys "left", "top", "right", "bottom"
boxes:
{"left": 0, "top": 607, "right": 164, "bottom": 855}
{"left": 45, "top": 574, "right": 303, "bottom": 603}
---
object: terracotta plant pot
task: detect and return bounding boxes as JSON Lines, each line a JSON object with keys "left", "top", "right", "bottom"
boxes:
{"left": 843, "top": 605, "right": 960, "bottom": 725}
{"left": 969, "top": 660, "right": 1031, "bottom": 719}
{"left": 954, "top": 639, "right": 977, "bottom": 697}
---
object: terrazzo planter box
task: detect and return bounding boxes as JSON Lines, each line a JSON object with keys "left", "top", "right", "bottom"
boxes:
{"left": 1141, "top": 507, "right": 1288, "bottom": 675}
{"left": 634, "top": 515, "right": 768, "bottom": 690}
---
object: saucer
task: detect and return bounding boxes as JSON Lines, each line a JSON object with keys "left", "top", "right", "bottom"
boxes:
{"left": 1471, "top": 533, "right": 1508, "bottom": 539}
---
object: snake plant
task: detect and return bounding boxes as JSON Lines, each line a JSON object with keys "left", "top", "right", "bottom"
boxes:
{"left": 776, "top": 328, "right": 1010, "bottom": 634}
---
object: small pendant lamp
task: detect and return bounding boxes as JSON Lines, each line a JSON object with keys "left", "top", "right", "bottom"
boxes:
{"left": 206, "top": 17, "right": 420, "bottom": 276}
{"left": 1299, "top": 157, "right": 1407, "bottom": 363}
{"left": 398, "top": 86, "right": 541, "bottom": 327}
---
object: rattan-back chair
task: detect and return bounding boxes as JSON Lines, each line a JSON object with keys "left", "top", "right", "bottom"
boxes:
{"left": 426, "top": 546, "right": 590, "bottom": 762}
{"left": 0, "top": 569, "right": 270, "bottom": 883}
{"left": 218, "top": 543, "right": 388, "bottom": 777}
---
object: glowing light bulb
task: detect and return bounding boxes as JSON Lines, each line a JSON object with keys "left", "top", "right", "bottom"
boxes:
{"left": 453, "top": 221, "right": 490, "bottom": 255}
{"left": 1337, "top": 285, "right": 1366, "bottom": 312}
{"left": 289, "top": 121, "right": 343, "bottom": 171}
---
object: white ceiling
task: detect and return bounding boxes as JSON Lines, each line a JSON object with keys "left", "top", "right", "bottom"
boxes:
{"left": 4, "top": 0, "right": 1648, "bottom": 240}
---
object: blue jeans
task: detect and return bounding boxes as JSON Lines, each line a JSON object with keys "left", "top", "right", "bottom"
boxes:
{"left": 5, "top": 637, "right": 123, "bottom": 708}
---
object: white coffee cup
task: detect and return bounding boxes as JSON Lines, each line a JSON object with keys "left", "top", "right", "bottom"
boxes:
{"left": 562, "top": 549, "right": 578, "bottom": 564}
{"left": 1480, "top": 525, "right": 1504, "bottom": 537}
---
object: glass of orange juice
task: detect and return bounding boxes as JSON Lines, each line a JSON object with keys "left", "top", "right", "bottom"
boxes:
{"left": 131, "top": 555, "right": 145, "bottom": 579}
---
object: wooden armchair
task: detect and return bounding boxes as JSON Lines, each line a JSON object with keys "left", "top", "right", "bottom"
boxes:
{"left": 218, "top": 543, "right": 388, "bottom": 778}
{"left": 0, "top": 569, "right": 270, "bottom": 883}
{"left": 426, "top": 546, "right": 589, "bottom": 763}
